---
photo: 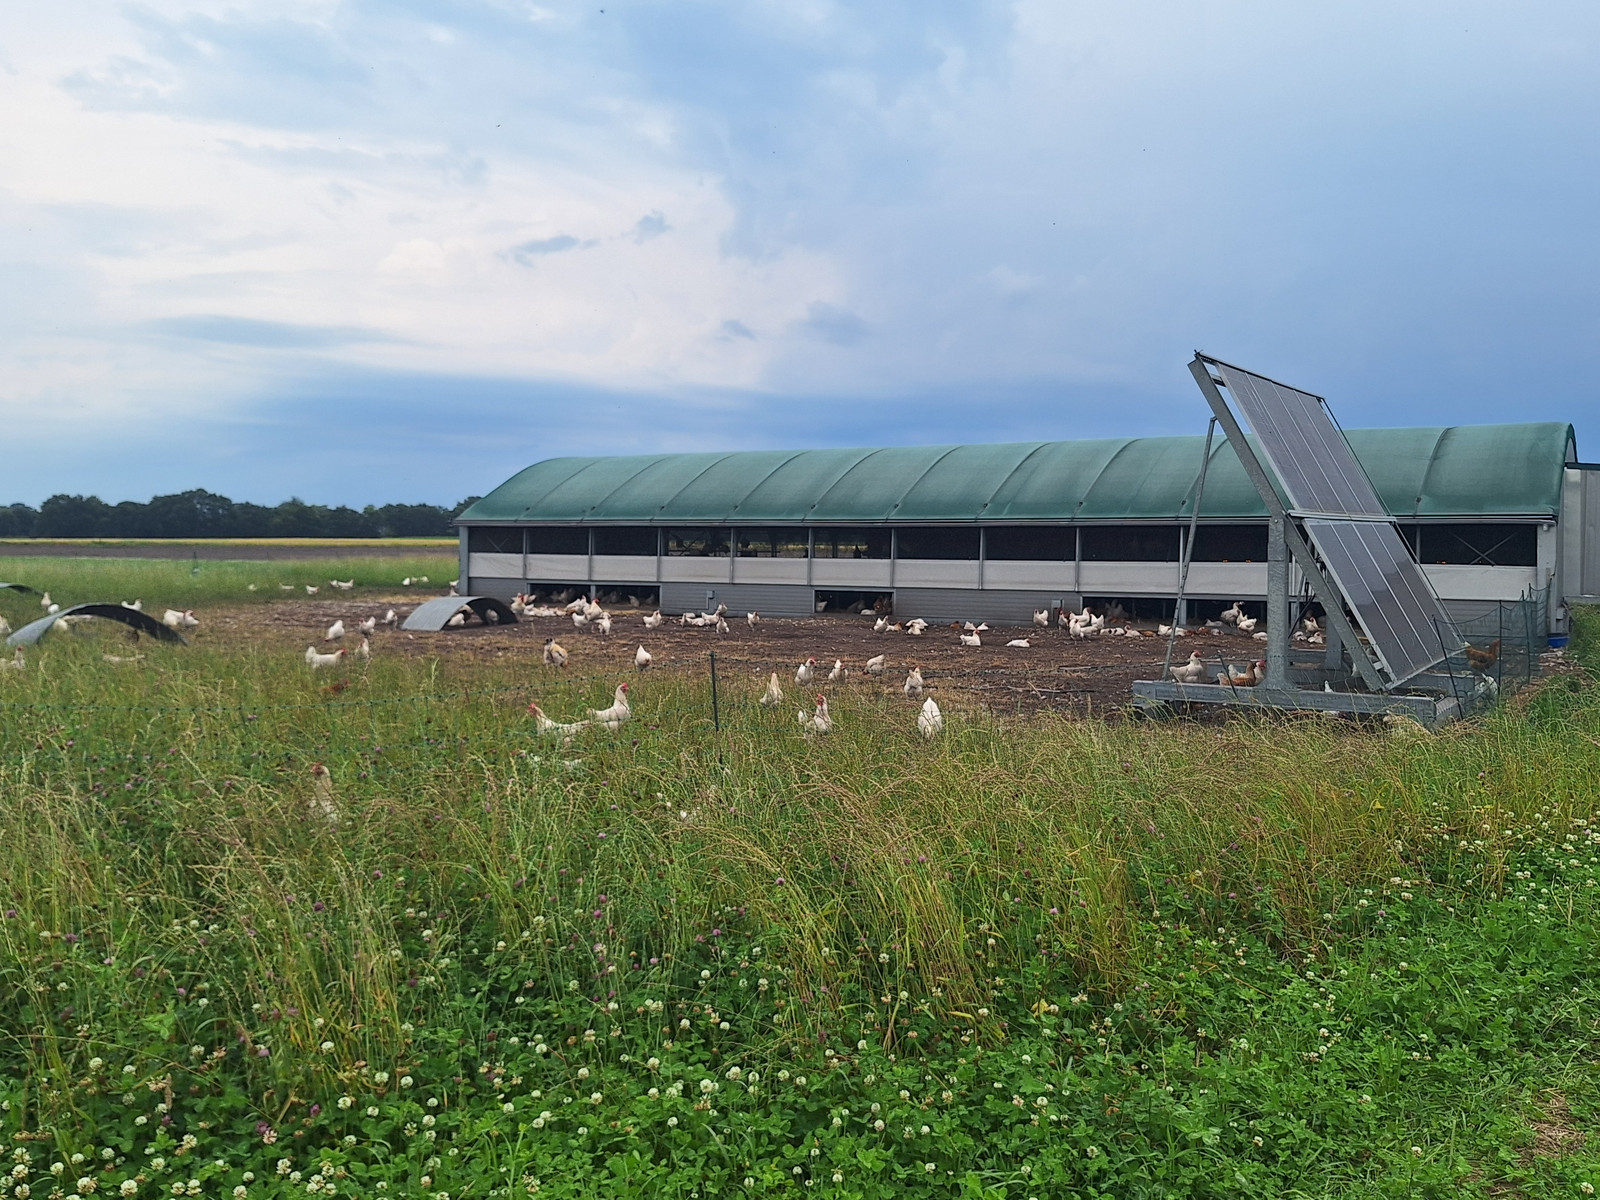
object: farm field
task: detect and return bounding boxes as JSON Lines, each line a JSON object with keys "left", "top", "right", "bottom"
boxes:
{"left": 0, "top": 540, "right": 455, "bottom": 560}
{"left": 0, "top": 568, "right": 1597, "bottom": 1199}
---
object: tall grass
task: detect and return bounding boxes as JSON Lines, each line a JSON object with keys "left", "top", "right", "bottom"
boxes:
{"left": 3, "top": 610, "right": 1597, "bottom": 1097}
{"left": 0, "top": 553, "right": 458, "bottom": 614}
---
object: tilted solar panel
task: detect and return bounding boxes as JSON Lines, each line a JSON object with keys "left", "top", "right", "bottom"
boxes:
{"left": 1304, "top": 519, "right": 1458, "bottom": 683}
{"left": 1209, "top": 361, "right": 1388, "bottom": 517}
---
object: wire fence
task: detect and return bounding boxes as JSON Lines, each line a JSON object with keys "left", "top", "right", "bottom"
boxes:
{"left": 1449, "top": 582, "right": 1550, "bottom": 696}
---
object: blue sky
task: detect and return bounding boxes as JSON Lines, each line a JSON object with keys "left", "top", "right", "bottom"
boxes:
{"left": 4, "top": 1, "right": 1598, "bottom": 506}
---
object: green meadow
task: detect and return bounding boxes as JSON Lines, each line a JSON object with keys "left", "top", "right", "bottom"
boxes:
{"left": 0, "top": 569, "right": 1596, "bottom": 1198}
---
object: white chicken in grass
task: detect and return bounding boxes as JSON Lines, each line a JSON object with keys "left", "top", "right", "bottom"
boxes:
{"left": 305, "top": 585, "right": 319, "bottom": 595}
{"left": 309, "top": 763, "right": 339, "bottom": 825}
{"left": 383, "top": 609, "right": 398, "bottom": 627}
{"left": 325, "top": 619, "right": 345, "bottom": 641}
{"left": 746, "top": 611, "right": 760, "bottom": 629}
{"left": 542, "top": 638, "right": 569, "bottom": 667}
{"left": 358, "top": 617, "right": 377, "bottom": 636}
{"left": 903, "top": 666, "right": 924, "bottom": 698}
{"left": 163, "top": 609, "right": 200, "bottom": 630}
{"left": 279, "top": 583, "right": 294, "bottom": 592}
{"left": 596, "top": 613, "right": 613, "bottom": 636}
{"left": 827, "top": 659, "right": 848, "bottom": 683}
{"left": 305, "top": 646, "right": 347, "bottom": 669}
{"left": 354, "top": 636, "right": 371, "bottom": 661}
{"left": 2, "top": 648, "right": 23, "bottom": 671}
{"left": 798, "top": 694, "right": 832, "bottom": 735}
{"left": 959, "top": 630, "right": 981, "bottom": 648}
{"left": 643, "top": 610, "right": 664, "bottom": 630}
{"left": 864, "top": 654, "right": 886, "bottom": 675}
{"left": 1169, "top": 651, "right": 1207, "bottom": 684}
{"left": 527, "top": 702, "right": 590, "bottom": 737}
{"left": 589, "top": 682, "right": 632, "bottom": 731}
{"left": 0, "top": 616, "right": 11, "bottom": 639}
{"left": 917, "top": 697, "right": 943, "bottom": 739}
{"left": 330, "top": 579, "right": 355, "bottom": 591}
{"left": 796, "top": 657, "right": 817, "bottom": 685}
{"left": 121, "top": 599, "right": 144, "bottom": 612}
{"left": 635, "top": 645, "right": 653, "bottom": 671}
{"left": 571, "top": 611, "right": 590, "bottom": 631}
{"left": 759, "top": 673, "right": 784, "bottom": 707}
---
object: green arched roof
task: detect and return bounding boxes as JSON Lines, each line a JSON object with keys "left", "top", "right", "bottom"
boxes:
{"left": 458, "top": 422, "right": 1577, "bottom": 525}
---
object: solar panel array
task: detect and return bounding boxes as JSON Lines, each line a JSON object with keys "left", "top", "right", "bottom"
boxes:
{"left": 1197, "top": 355, "right": 1462, "bottom": 686}
{"left": 1209, "top": 360, "right": 1388, "bottom": 517}
{"left": 1303, "top": 519, "right": 1459, "bottom": 683}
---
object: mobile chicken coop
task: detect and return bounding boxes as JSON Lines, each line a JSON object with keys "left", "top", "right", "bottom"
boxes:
{"left": 455, "top": 419, "right": 1593, "bottom": 635}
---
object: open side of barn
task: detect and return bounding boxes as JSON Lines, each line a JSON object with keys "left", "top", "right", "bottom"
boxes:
{"left": 455, "top": 423, "right": 1595, "bottom": 635}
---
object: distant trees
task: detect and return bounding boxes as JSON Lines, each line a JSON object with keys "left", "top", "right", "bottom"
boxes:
{"left": 0, "top": 490, "right": 483, "bottom": 539}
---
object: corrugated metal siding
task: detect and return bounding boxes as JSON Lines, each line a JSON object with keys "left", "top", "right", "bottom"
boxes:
{"left": 660, "top": 582, "right": 815, "bottom": 618}
{"left": 467, "top": 576, "right": 523, "bottom": 601}
{"left": 893, "top": 588, "right": 1078, "bottom": 625}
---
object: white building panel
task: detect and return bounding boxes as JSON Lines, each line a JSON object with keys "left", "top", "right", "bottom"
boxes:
{"left": 592, "top": 555, "right": 658, "bottom": 582}
{"left": 895, "top": 560, "right": 981, "bottom": 588}
{"left": 661, "top": 558, "right": 731, "bottom": 583}
{"left": 1184, "top": 563, "right": 1270, "bottom": 598}
{"left": 1078, "top": 562, "right": 1180, "bottom": 593}
{"left": 525, "top": 554, "right": 588, "bottom": 580}
{"left": 811, "top": 560, "right": 892, "bottom": 587}
{"left": 469, "top": 553, "right": 525, "bottom": 578}
{"left": 1421, "top": 565, "right": 1538, "bottom": 602}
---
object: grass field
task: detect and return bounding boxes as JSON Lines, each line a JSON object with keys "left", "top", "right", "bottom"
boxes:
{"left": 1, "top": 574, "right": 1597, "bottom": 1198}
{"left": 0, "top": 553, "right": 460, "bottom": 611}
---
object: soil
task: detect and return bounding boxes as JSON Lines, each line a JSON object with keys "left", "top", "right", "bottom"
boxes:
{"left": 203, "top": 595, "right": 1274, "bottom": 717}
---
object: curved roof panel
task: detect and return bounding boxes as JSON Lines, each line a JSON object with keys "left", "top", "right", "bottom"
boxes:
{"left": 458, "top": 422, "right": 1576, "bottom": 525}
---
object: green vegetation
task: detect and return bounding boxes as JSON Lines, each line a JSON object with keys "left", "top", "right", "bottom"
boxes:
{"left": 0, "top": 554, "right": 459, "bottom": 611}
{"left": 1, "top": 592, "right": 1597, "bottom": 1198}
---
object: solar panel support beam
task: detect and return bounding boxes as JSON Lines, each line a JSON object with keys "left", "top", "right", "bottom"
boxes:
{"left": 1188, "top": 356, "right": 1386, "bottom": 693}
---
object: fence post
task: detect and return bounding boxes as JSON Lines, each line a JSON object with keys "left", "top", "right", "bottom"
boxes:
{"left": 709, "top": 651, "right": 721, "bottom": 731}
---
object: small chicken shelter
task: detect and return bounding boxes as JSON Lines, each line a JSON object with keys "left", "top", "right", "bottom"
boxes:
{"left": 456, "top": 422, "right": 1592, "bottom": 633}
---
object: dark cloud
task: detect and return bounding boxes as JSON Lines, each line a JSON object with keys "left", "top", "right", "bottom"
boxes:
{"left": 633, "top": 211, "right": 669, "bottom": 241}
{"left": 798, "top": 302, "right": 868, "bottom": 347}
{"left": 507, "top": 235, "right": 591, "bottom": 265}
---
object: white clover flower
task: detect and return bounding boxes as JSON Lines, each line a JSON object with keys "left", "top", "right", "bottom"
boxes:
{"left": 89, "top": 1058, "right": 105, "bottom": 1072}
{"left": 233, "top": 1188, "right": 247, "bottom": 1199}
{"left": 1086, "top": 1146, "right": 1099, "bottom": 1158}
{"left": 666, "top": 1117, "right": 678, "bottom": 1128}
{"left": 120, "top": 1181, "right": 138, "bottom": 1197}
{"left": 373, "top": 1072, "right": 389, "bottom": 1085}
{"left": 366, "top": 1107, "right": 379, "bottom": 1118}
{"left": 577, "top": 1068, "right": 589, "bottom": 1080}
{"left": 924, "top": 1163, "right": 936, "bottom": 1174}
{"left": 503, "top": 1103, "right": 516, "bottom": 1114}
{"left": 700, "top": 1080, "right": 716, "bottom": 1094}
{"left": 71, "top": 1156, "right": 86, "bottom": 1167}
{"left": 400, "top": 1076, "right": 413, "bottom": 1088}
{"left": 337, "top": 1097, "right": 352, "bottom": 1110}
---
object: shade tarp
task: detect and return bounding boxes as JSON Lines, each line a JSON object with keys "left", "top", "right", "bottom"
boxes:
{"left": 458, "top": 423, "right": 1576, "bottom": 525}
{"left": 401, "top": 596, "right": 518, "bottom": 631}
{"left": 6, "top": 604, "right": 189, "bottom": 647}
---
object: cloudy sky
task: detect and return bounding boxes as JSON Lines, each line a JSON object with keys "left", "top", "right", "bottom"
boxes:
{"left": 5, "top": 1, "right": 1598, "bottom": 506}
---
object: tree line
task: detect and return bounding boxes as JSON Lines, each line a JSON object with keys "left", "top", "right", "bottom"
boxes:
{"left": 0, "top": 490, "right": 482, "bottom": 539}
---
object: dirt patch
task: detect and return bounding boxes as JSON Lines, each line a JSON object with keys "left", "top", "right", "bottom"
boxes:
{"left": 195, "top": 596, "right": 1276, "bottom": 717}
{"left": 1525, "top": 1092, "right": 1585, "bottom": 1162}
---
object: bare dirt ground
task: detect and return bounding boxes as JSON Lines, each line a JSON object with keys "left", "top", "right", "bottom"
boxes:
{"left": 208, "top": 595, "right": 1275, "bottom": 717}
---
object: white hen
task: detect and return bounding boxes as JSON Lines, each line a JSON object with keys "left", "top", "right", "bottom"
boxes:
{"left": 643, "top": 610, "right": 664, "bottom": 629}
{"left": 798, "top": 694, "right": 832, "bottom": 735}
{"left": 589, "top": 683, "right": 632, "bottom": 731}
{"left": 917, "top": 697, "right": 943, "bottom": 739}
{"left": 747, "top": 611, "right": 760, "bottom": 629}
{"left": 796, "top": 657, "right": 817, "bottom": 685}
{"left": 1169, "top": 652, "right": 1207, "bottom": 684}
{"left": 305, "top": 646, "right": 346, "bottom": 669}
{"left": 325, "top": 619, "right": 345, "bottom": 641}
{"left": 827, "top": 659, "right": 847, "bottom": 683}
{"left": 959, "top": 631, "right": 981, "bottom": 648}
{"left": 305, "top": 585, "right": 319, "bottom": 595}
{"left": 358, "top": 617, "right": 377, "bottom": 636}
{"left": 759, "top": 673, "right": 784, "bottom": 707}
{"left": 1006, "top": 638, "right": 1031, "bottom": 648}
{"left": 864, "top": 654, "right": 886, "bottom": 675}
{"left": 902, "top": 666, "right": 924, "bottom": 698}
{"left": 542, "top": 638, "right": 569, "bottom": 667}
{"left": 309, "top": 763, "right": 339, "bottom": 825}
{"left": 354, "top": 636, "right": 371, "bottom": 661}
{"left": 330, "top": 579, "right": 355, "bottom": 591}
{"left": 635, "top": 645, "right": 652, "bottom": 671}
{"left": 527, "top": 703, "right": 589, "bottom": 737}
{"left": 2, "top": 648, "right": 23, "bottom": 671}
